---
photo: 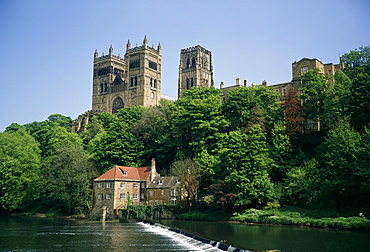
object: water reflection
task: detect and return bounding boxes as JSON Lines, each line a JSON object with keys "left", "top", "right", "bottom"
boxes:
{"left": 158, "top": 219, "right": 370, "bottom": 252}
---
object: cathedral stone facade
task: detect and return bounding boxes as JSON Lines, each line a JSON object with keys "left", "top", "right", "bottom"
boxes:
{"left": 92, "top": 36, "right": 162, "bottom": 113}
{"left": 178, "top": 45, "right": 214, "bottom": 97}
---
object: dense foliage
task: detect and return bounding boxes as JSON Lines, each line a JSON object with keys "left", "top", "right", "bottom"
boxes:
{"left": 1, "top": 46, "right": 369, "bottom": 215}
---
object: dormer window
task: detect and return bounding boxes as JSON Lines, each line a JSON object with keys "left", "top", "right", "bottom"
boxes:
{"left": 120, "top": 169, "right": 127, "bottom": 176}
{"left": 158, "top": 180, "right": 163, "bottom": 185}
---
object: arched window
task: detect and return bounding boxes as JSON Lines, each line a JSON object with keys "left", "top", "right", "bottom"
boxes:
{"left": 130, "top": 77, "right": 134, "bottom": 87}
{"left": 112, "top": 97, "right": 124, "bottom": 114}
{"left": 191, "top": 78, "right": 194, "bottom": 87}
{"left": 135, "top": 76, "right": 138, "bottom": 86}
{"left": 186, "top": 78, "right": 190, "bottom": 89}
{"left": 186, "top": 58, "right": 190, "bottom": 68}
{"left": 192, "top": 57, "right": 196, "bottom": 67}
{"left": 100, "top": 83, "right": 103, "bottom": 93}
{"left": 154, "top": 79, "right": 157, "bottom": 88}
{"left": 150, "top": 77, "right": 153, "bottom": 87}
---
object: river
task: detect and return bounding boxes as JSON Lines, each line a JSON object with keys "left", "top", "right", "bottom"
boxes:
{"left": 0, "top": 215, "right": 369, "bottom": 251}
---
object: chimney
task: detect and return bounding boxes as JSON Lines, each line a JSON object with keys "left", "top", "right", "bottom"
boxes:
{"left": 150, "top": 158, "right": 157, "bottom": 181}
{"left": 220, "top": 81, "right": 224, "bottom": 89}
{"left": 244, "top": 79, "right": 247, "bottom": 87}
{"left": 262, "top": 80, "right": 267, "bottom": 86}
{"left": 236, "top": 78, "right": 240, "bottom": 86}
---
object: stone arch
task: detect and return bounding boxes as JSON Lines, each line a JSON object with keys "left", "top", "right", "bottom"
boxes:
{"left": 112, "top": 96, "right": 124, "bottom": 114}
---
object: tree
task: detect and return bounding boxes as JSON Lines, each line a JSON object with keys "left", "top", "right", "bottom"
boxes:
{"left": 315, "top": 122, "right": 370, "bottom": 208}
{"left": 87, "top": 107, "right": 146, "bottom": 172}
{"left": 171, "top": 158, "right": 201, "bottom": 209}
{"left": 47, "top": 114, "right": 72, "bottom": 130}
{"left": 42, "top": 145, "right": 98, "bottom": 214}
{"left": 170, "top": 87, "right": 228, "bottom": 164}
{"left": 300, "top": 68, "right": 332, "bottom": 132}
{"left": 216, "top": 125, "right": 275, "bottom": 206}
{"left": 282, "top": 88, "right": 305, "bottom": 143}
{"left": 0, "top": 128, "right": 41, "bottom": 211}
{"left": 131, "top": 102, "right": 175, "bottom": 174}
{"left": 222, "top": 85, "right": 282, "bottom": 132}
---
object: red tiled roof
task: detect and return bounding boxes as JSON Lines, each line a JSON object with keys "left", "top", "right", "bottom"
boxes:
{"left": 94, "top": 166, "right": 151, "bottom": 181}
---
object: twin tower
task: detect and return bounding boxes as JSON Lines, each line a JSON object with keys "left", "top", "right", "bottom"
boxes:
{"left": 92, "top": 36, "right": 214, "bottom": 113}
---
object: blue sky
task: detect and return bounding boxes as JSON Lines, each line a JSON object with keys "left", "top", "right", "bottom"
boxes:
{"left": 0, "top": 0, "right": 369, "bottom": 131}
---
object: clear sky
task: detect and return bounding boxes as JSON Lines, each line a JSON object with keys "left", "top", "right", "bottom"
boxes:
{"left": 0, "top": 0, "right": 369, "bottom": 131}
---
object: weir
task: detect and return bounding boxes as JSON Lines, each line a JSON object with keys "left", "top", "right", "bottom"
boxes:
{"left": 141, "top": 220, "right": 251, "bottom": 252}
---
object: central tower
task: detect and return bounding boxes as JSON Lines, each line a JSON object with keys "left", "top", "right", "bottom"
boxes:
{"left": 178, "top": 45, "right": 214, "bottom": 97}
{"left": 92, "top": 36, "right": 162, "bottom": 113}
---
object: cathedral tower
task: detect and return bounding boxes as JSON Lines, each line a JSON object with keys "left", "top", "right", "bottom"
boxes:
{"left": 178, "top": 45, "right": 213, "bottom": 97}
{"left": 92, "top": 36, "right": 161, "bottom": 113}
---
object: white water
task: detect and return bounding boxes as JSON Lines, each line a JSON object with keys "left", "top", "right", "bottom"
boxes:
{"left": 140, "top": 222, "right": 250, "bottom": 252}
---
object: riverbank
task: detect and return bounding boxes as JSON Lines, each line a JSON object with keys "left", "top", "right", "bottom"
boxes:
{"left": 176, "top": 206, "right": 370, "bottom": 231}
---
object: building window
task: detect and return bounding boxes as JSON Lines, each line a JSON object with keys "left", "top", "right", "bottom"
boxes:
{"left": 106, "top": 182, "right": 112, "bottom": 188}
{"left": 161, "top": 190, "right": 165, "bottom": 196}
{"left": 149, "top": 60, "right": 157, "bottom": 70}
{"left": 98, "top": 193, "right": 103, "bottom": 199}
{"left": 120, "top": 193, "right": 126, "bottom": 199}
{"left": 98, "top": 183, "right": 104, "bottom": 188}
{"left": 120, "top": 182, "right": 126, "bottom": 188}
{"left": 150, "top": 190, "right": 154, "bottom": 197}
{"left": 133, "top": 183, "right": 138, "bottom": 188}
{"left": 106, "top": 193, "right": 111, "bottom": 199}
{"left": 158, "top": 180, "right": 163, "bottom": 185}
{"left": 186, "top": 78, "right": 190, "bottom": 89}
{"left": 121, "top": 170, "right": 127, "bottom": 176}
{"left": 301, "top": 66, "right": 308, "bottom": 74}
{"left": 112, "top": 96, "right": 124, "bottom": 114}
{"left": 133, "top": 194, "right": 138, "bottom": 199}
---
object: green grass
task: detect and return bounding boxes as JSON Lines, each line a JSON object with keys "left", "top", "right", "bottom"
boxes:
{"left": 230, "top": 206, "right": 370, "bottom": 231}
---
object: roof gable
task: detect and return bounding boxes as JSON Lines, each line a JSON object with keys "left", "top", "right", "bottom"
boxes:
{"left": 94, "top": 165, "right": 151, "bottom": 181}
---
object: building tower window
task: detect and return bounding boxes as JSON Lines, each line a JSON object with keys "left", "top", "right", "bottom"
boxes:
{"left": 191, "top": 57, "right": 196, "bottom": 67}
{"left": 112, "top": 96, "right": 124, "bottom": 114}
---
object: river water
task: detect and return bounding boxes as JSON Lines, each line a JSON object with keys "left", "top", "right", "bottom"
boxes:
{"left": 0, "top": 215, "right": 369, "bottom": 252}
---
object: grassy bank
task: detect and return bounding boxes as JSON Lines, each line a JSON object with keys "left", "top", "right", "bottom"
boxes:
{"left": 177, "top": 206, "right": 370, "bottom": 231}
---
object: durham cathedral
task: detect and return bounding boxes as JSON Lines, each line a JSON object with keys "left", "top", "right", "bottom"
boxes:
{"left": 72, "top": 36, "right": 343, "bottom": 133}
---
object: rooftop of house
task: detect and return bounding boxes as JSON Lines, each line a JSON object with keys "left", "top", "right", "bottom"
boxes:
{"left": 94, "top": 165, "right": 151, "bottom": 181}
{"left": 147, "top": 176, "right": 180, "bottom": 189}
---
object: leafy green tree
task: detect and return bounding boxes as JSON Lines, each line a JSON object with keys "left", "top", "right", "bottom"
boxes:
{"left": 216, "top": 125, "right": 275, "bottom": 206}
{"left": 349, "top": 72, "right": 370, "bottom": 133}
{"left": 42, "top": 145, "right": 98, "bottom": 214}
{"left": 87, "top": 107, "right": 146, "bottom": 172}
{"left": 170, "top": 87, "right": 228, "bottom": 165}
{"left": 300, "top": 68, "right": 332, "bottom": 132}
{"left": 131, "top": 102, "right": 175, "bottom": 174}
{"left": 315, "top": 122, "right": 370, "bottom": 208}
{"left": 47, "top": 114, "right": 72, "bottom": 130}
{"left": 0, "top": 128, "right": 41, "bottom": 211}
{"left": 268, "top": 121, "right": 292, "bottom": 182}
{"left": 283, "top": 159, "right": 320, "bottom": 206}
{"left": 222, "top": 85, "right": 282, "bottom": 132}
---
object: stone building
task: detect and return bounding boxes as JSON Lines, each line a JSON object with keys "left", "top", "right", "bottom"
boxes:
{"left": 146, "top": 176, "right": 180, "bottom": 205}
{"left": 90, "top": 159, "right": 181, "bottom": 220}
{"left": 178, "top": 45, "right": 214, "bottom": 97}
{"left": 92, "top": 36, "right": 162, "bottom": 113}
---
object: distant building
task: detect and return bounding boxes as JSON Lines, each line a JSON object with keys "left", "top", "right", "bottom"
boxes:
{"left": 90, "top": 159, "right": 180, "bottom": 220}
{"left": 178, "top": 45, "right": 214, "bottom": 97}
{"left": 92, "top": 36, "right": 162, "bottom": 113}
